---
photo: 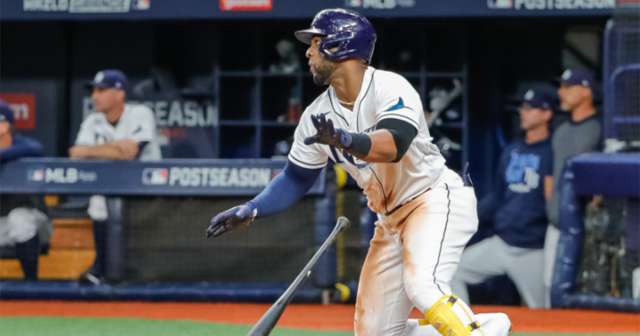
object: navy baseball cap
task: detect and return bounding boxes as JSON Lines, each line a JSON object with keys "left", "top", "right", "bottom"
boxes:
{"left": 560, "top": 68, "right": 595, "bottom": 88}
{"left": 521, "top": 88, "right": 556, "bottom": 110}
{"left": 87, "top": 69, "right": 128, "bottom": 90}
{"left": 0, "top": 100, "right": 14, "bottom": 125}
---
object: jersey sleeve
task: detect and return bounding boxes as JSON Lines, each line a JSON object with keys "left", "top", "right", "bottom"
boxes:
{"left": 287, "top": 108, "right": 329, "bottom": 169}
{"left": 74, "top": 116, "right": 97, "bottom": 146}
{"left": 374, "top": 73, "right": 423, "bottom": 131}
{"left": 128, "top": 105, "right": 156, "bottom": 144}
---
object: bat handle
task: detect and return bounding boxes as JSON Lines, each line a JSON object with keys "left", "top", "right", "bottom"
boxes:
{"left": 336, "top": 216, "right": 350, "bottom": 233}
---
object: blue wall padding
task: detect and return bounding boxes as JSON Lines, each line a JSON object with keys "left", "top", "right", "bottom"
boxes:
{"left": 551, "top": 164, "right": 585, "bottom": 308}
{"left": 0, "top": 281, "right": 322, "bottom": 302}
{"left": 571, "top": 153, "right": 640, "bottom": 197}
{"left": 552, "top": 155, "right": 640, "bottom": 312}
{"left": 565, "top": 294, "right": 640, "bottom": 312}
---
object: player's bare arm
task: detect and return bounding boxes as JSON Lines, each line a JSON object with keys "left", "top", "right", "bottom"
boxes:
{"left": 544, "top": 176, "right": 553, "bottom": 201}
{"left": 69, "top": 139, "right": 139, "bottom": 160}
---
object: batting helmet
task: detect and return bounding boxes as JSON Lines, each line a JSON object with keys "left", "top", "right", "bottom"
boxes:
{"left": 295, "top": 8, "right": 377, "bottom": 64}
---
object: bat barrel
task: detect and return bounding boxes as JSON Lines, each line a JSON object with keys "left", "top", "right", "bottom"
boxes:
{"left": 247, "top": 217, "right": 350, "bottom": 336}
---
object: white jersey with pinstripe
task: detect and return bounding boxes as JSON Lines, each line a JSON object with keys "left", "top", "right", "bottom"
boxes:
{"left": 287, "top": 66, "right": 507, "bottom": 335}
{"left": 75, "top": 103, "right": 162, "bottom": 161}
{"left": 288, "top": 66, "right": 446, "bottom": 214}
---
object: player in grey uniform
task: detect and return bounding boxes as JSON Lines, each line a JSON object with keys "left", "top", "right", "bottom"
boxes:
{"left": 70, "top": 69, "right": 161, "bottom": 284}
{"left": 207, "top": 9, "right": 510, "bottom": 335}
{"left": 544, "top": 68, "right": 601, "bottom": 306}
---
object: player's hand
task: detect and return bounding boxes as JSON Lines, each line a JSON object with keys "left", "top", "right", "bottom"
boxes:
{"left": 206, "top": 204, "right": 257, "bottom": 238}
{"left": 304, "top": 114, "right": 352, "bottom": 149}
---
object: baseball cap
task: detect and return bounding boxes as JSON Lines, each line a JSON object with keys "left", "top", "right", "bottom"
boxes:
{"left": 560, "top": 68, "right": 595, "bottom": 88}
{"left": 0, "top": 100, "right": 14, "bottom": 125}
{"left": 521, "top": 88, "right": 556, "bottom": 110}
{"left": 87, "top": 69, "right": 128, "bottom": 90}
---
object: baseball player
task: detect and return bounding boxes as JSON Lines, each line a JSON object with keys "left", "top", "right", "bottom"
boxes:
{"left": 0, "top": 100, "right": 49, "bottom": 280}
{"left": 207, "top": 9, "right": 510, "bottom": 335}
{"left": 70, "top": 69, "right": 161, "bottom": 284}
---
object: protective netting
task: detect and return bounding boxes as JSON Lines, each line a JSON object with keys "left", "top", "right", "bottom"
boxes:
{"left": 122, "top": 197, "right": 317, "bottom": 283}
{"left": 604, "top": 3, "right": 640, "bottom": 144}
{"left": 579, "top": 198, "right": 640, "bottom": 299}
{"left": 118, "top": 191, "right": 369, "bottom": 285}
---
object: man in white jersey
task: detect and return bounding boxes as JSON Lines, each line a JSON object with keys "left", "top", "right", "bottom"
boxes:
{"left": 70, "top": 69, "right": 161, "bottom": 284}
{"left": 207, "top": 9, "right": 510, "bottom": 335}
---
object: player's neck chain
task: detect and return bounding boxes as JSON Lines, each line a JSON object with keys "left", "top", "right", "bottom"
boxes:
{"left": 337, "top": 98, "right": 355, "bottom": 106}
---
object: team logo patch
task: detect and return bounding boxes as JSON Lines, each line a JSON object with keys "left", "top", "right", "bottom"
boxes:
{"left": 524, "top": 90, "right": 535, "bottom": 100}
{"left": 95, "top": 71, "right": 105, "bottom": 83}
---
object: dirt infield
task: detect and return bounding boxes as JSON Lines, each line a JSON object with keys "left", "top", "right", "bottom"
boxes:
{"left": 1, "top": 301, "right": 638, "bottom": 333}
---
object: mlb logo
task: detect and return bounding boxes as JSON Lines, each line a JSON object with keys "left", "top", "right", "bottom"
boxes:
{"left": 142, "top": 168, "right": 169, "bottom": 185}
{"left": 133, "top": 0, "right": 151, "bottom": 10}
{"left": 488, "top": 0, "right": 513, "bottom": 9}
{"left": 345, "top": 0, "right": 363, "bottom": 6}
{"left": 28, "top": 169, "right": 45, "bottom": 182}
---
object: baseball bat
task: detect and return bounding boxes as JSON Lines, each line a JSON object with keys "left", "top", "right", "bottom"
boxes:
{"left": 247, "top": 216, "right": 351, "bottom": 336}
{"left": 427, "top": 78, "right": 463, "bottom": 127}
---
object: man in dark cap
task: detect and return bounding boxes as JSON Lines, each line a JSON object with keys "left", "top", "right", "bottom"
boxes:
{"left": 543, "top": 68, "right": 602, "bottom": 306}
{"left": 0, "top": 99, "right": 47, "bottom": 280}
{"left": 452, "top": 88, "right": 555, "bottom": 308}
{"left": 70, "top": 69, "right": 161, "bottom": 285}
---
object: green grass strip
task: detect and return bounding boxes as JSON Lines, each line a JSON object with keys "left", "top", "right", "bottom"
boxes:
{"left": 0, "top": 317, "right": 348, "bottom": 336}
{"left": 0, "top": 317, "right": 636, "bottom": 336}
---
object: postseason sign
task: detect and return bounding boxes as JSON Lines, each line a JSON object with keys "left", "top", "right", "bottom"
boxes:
{"left": 0, "top": 158, "right": 325, "bottom": 196}
{"left": 487, "top": 0, "right": 615, "bottom": 10}
{"left": 22, "top": 0, "right": 151, "bottom": 13}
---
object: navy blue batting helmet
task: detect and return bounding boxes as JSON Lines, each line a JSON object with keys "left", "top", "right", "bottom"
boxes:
{"left": 295, "top": 8, "right": 377, "bottom": 64}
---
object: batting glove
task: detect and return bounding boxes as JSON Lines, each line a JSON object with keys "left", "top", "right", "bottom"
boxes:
{"left": 206, "top": 203, "right": 257, "bottom": 238}
{"left": 304, "top": 114, "right": 352, "bottom": 149}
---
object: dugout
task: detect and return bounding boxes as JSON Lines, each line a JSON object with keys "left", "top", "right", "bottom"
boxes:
{"left": 0, "top": 1, "right": 613, "bottom": 194}
{"left": 0, "top": 1, "right": 626, "bottom": 305}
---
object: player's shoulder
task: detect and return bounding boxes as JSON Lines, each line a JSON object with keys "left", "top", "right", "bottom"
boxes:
{"left": 372, "top": 68, "right": 412, "bottom": 88}
{"left": 125, "top": 103, "right": 154, "bottom": 116}
{"left": 82, "top": 112, "right": 106, "bottom": 126}
{"left": 371, "top": 68, "right": 418, "bottom": 100}
{"left": 124, "top": 103, "right": 156, "bottom": 124}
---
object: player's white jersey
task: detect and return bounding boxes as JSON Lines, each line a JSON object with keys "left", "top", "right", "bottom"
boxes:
{"left": 289, "top": 66, "right": 446, "bottom": 214}
{"left": 75, "top": 103, "right": 162, "bottom": 161}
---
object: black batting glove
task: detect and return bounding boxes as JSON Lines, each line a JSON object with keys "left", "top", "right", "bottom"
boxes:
{"left": 206, "top": 203, "right": 257, "bottom": 238}
{"left": 304, "top": 114, "right": 352, "bottom": 149}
